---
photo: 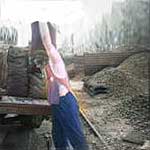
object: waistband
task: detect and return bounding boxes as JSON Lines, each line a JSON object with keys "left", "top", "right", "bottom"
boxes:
{"left": 60, "top": 91, "right": 72, "bottom": 99}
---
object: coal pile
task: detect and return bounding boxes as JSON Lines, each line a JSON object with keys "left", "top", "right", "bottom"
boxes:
{"left": 84, "top": 52, "right": 149, "bottom": 99}
{"left": 83, "top": 51, "right": 150, "bottom": 149}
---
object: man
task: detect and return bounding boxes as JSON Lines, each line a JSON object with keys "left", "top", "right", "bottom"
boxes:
{"left": 38, "top": 22, "right": 89, "bottom": 150}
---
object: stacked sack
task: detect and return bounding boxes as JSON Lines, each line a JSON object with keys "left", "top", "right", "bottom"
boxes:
{"left": 28, "top": 21, "right": 56, "bottom": 99}
{"left": 0, "top": 49, "right": 8, "bottom": 89}
{"left": 7, "top": 47, "right": 28, "bottom": 97}
{"left": 28, "top": 49, "right": 48, "bottom": 99}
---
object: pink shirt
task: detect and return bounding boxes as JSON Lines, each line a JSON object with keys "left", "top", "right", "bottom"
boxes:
{"left": 45, "top": 57, "right": 70, "bottom": 104}
{"left": 48, "top": 44, "right": 70, "bottom": 96}
{"left": 39, "top": 22, "right": 70, "bottom": 104}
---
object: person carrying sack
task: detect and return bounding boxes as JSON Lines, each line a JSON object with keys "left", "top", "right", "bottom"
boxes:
{"left": 38, "top": 22, "right": 89, "bottom": 150}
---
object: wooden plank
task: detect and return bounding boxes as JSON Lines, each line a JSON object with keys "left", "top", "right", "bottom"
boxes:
{"left": 0, "top": 104, "right": 51, "bottom": 115}
{"left": 83, "top": 51, "right": 147, "bottom": 75}
{"left": 0, "top": 96, "right": 51, "bottom": 115}
{"left": 73, "top": 51, "right": 150, "bottom": 75}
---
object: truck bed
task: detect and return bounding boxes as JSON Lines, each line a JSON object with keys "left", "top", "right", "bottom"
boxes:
{"left": 0, "top": 96, "right": 51, "bottom": 115}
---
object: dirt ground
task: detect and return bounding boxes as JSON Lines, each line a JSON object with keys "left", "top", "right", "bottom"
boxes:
{"left": 0, "top": 79, "right": 149, "bottom": 150}
{"left": 71, "top": 79, "right": 150, "bottom": 150}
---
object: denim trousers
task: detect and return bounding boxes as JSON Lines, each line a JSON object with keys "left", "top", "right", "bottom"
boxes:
{"left": 51, "top": 92, "right": 89, "bottom": 150}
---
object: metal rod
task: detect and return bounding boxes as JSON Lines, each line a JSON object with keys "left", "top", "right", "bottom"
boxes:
{"left": 72, "top": 89, "right": 113, "bottom": 150}
{"left": 80, "top": 108, "right": 112, "bottom": 150}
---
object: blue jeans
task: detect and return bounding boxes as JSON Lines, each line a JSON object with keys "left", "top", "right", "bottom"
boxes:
{"left": 51, "top": 92, "right": 89, "bottom": 150}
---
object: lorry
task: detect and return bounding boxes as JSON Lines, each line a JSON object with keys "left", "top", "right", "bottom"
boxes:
{"left": 0, "top": 22, "right": 56, "bottom": 128}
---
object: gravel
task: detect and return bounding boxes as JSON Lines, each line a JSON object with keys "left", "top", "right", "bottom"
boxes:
{"left": 82, "top": 51, "right": 150, "bottom": 150}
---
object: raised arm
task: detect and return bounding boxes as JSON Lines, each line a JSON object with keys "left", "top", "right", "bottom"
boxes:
{"left": 39, "top": 22, "right": 61, "bottom": 63}
{"left": 43, "top": 65, "right": 50, "bottom": 80}
{"left": 39, "top": 22, "right": 68, "bottom": 79}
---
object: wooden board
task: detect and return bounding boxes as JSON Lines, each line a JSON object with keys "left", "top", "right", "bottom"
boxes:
{"left": 84, "top": 51, "right": 150, "bottom": 75}
{"left": 0, "top": 96, "right": 51, "bottom": 115}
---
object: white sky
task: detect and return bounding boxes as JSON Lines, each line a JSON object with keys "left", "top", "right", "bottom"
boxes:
{"left": 1, "top": 0, "right": 84, "bottom": 24}
{"left": 0, "top": 0, "right": 124, "bottom": 46}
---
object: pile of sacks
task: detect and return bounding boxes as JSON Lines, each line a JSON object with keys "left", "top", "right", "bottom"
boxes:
{"left": 5, "top": 45, "right": 48, "bottom": 99}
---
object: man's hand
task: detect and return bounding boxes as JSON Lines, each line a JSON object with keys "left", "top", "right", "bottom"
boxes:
{"left": 44, "top": 64, "right": 52, "bottom": 80}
